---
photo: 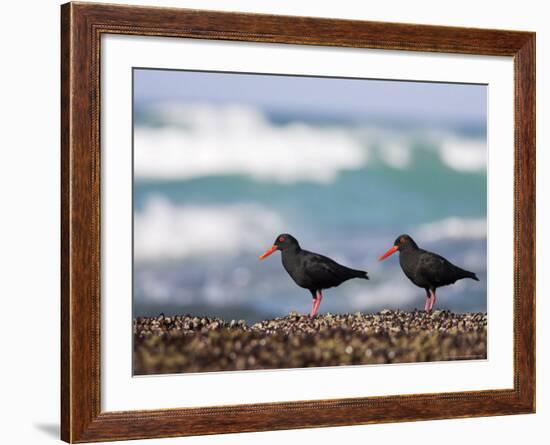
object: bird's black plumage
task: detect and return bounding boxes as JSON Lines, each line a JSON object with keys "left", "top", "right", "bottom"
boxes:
{"left": 260, "top": 234, "right": 368, "bottom": 317}
{"left": 380, "top": 234, "right": 478, "bottom": 311}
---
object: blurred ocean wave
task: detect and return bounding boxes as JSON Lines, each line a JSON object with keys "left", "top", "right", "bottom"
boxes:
{"left": 134, "top": 197, "right": 285, "bottom": 261}
{"left": 416, "top": 217, "right": 486, "bottom": 242}
{"left": 134, "top": 195, "right": 485, "bottom": 262}
{"left": 134, "top": 103, "right": 486, "bottom": 183}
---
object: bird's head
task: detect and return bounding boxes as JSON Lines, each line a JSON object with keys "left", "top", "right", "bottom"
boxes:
{"left": 379, "top": 234, "right": 418, "bottom": 261}
{"left": 259, "top": 234, "right": 299, "bottom": 260}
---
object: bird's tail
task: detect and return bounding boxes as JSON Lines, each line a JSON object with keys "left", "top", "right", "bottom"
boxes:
{"left": 350, "top": 268, "right": 369, "bottom": 280}
{"left": 462, "top": 269, "right": 479, "bottom": 281}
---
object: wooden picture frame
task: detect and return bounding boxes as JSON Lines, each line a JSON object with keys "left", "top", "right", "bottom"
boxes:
{"left": 61, "top": 2, "right": 535, "bottom": 442}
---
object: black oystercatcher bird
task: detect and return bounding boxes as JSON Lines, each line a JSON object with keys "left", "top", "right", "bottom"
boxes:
{"left": 379, "top": 234, "right": 479, "bottom": 312}
{"left": 259, "top": 234, "right": 369, "bottom": 318}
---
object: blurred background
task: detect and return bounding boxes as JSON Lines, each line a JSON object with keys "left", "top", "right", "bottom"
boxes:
{"left": 133, "top": 69, "right": 487, "bottom": 323}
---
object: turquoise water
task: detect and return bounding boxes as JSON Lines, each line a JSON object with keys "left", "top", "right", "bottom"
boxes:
{"left": 133, "top": 104, "right": 487, "bottom": 322}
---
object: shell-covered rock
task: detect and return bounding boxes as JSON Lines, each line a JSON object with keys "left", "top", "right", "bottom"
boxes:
{"left": 133, "top": 311, "right": 487, "bottom": 375}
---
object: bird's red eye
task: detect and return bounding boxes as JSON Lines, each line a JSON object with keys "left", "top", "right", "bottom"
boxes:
{"left": 279, "top": 236, "right": 285, "bottom": 242}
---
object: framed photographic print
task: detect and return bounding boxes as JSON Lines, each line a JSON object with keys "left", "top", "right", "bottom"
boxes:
{"left": 61, "top": 2, "right": 535, "bottom": 442}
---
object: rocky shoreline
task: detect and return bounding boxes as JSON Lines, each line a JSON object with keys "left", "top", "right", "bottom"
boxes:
{"left": 133, "top": 310, "right": 487, "bottom": 375}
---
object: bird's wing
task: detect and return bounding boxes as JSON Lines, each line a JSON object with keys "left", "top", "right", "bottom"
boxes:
{"left": 301, "top": 252, "right": 347, "bottom": 287}
{"left": 416, "top": 251, "right": 458, "bottom": 287}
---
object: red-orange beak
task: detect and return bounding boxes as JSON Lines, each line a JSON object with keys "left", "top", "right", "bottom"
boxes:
{"left": 379, "top": 245, "right": 398, "bottom": 261}
{"left": 259, "top": 245, "right": 278, "bottom": 260}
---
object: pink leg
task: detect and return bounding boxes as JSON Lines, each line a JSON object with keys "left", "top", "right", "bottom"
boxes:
{"left": 309, "top": 298, "right": 317, "bottom": 318}
{"left": 429, "top": 290, "right": 437, "bottom": 311}
{"left": 317, "top": 290, "right": 323, "bottom": 314}
{"left": 424, "top": 289, "right": 431, "bottom": 312}
{"left": 309, "top": 290, "right": 323, "bottom": 318}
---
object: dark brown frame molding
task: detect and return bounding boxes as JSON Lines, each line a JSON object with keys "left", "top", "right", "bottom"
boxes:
{"left": 61, "top": 2, "right": 535, "bottom": 442}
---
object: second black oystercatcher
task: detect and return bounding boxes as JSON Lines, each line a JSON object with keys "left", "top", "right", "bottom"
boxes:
{"left": 259, "top": 234, "right": 369, "bottom": 318}
{"left": 379, "top": 234, "right": 479, "bottom": 311}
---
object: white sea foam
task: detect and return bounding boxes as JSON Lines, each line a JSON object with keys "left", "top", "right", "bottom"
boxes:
{"left": 135, "top": 104, "right": 367, "bottom": 184}
{"left": 416, "top": 217, "right": 487, "bottom": 242}
{"left": 134, "top": 197, "right": 285, "bottom": 261}
{"left": 439, "top": 138, "right": 487, "bottom": 172}
{"left": 377, "top": 140, "right": 411, "bottom": 169}
{"left": 134, "top": 103, "right": 487, "bottom": 183}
